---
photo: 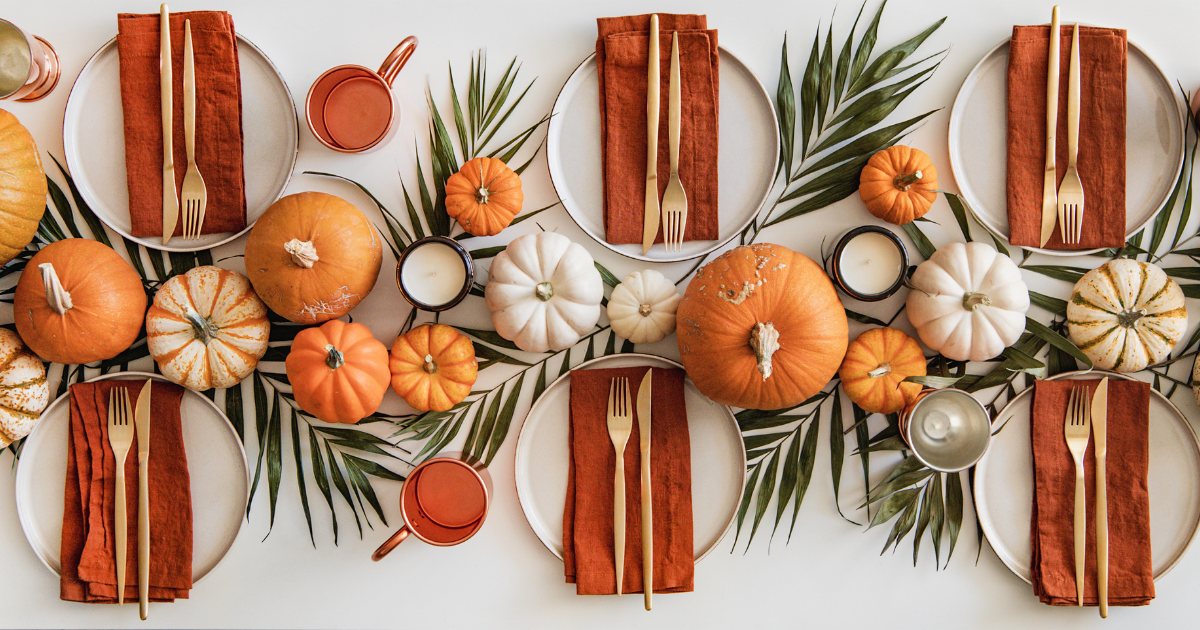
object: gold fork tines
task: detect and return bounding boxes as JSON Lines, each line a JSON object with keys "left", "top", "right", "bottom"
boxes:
{"left": 180, "top": 19, "right": 208, "bottom": 240}
{"left": 606, "top": 376, "right": 633, "bottom": 596}
{"left": 1057, "top": 23, "right": 1084, "bottom": 246}
{"left": 661, "top": 31, "right": 688, "bottom": 253}
{"left": 106, "top": 386, "right": 135, "bottom": 605}
{"left": 1063, "top": 384, "right": 1092, "bottom": 605}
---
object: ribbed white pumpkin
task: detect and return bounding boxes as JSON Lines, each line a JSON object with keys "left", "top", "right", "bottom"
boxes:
{"left": 0, "top": 329, "right": 49, "bottom": 448}
{"left": 906, "top": 242, "right": 1030, "bottom": 362}
{"left": 146, "top": 266, "right": 271, "bottom": 390}
{"left": 484, "top": 232, "right": 603, "bottom": 353}
{"left": 1067, "top": 259, "right": 1186, "bottom": 373}
{"left": 607, "top": 270, "right": 680, "bottom": 344}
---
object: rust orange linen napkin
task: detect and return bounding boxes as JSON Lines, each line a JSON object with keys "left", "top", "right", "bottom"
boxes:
{"left": 1030, "top": 379, "right": 1153, "bottom": 606}
{"left": 61, "top": 381, "right": 192, "bottom": 603}
{"left": 597, "top": 14, "right": 719, "bottom": 245}
{"left": 564, "top": 366, "right": 693, "bottom": 594}
{"left": 117, "top": 11, "right": 246, "bottom": 238}
{"left": 1006, "top": 25, "right": 1126, "bottom": 249}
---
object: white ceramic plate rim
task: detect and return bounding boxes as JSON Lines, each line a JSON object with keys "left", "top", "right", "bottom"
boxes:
{"left": 512, "top": 353, "right": 746, "bottom": 563}
{"left": 14, "top": 371, "right": 250, "bottom": 584}
{"left": 62, "top": 33, "right": 299, "bottom": 253}
{"left": 547, "top": 47, "right": 779, "bottom": 263}
{"left": 973, "top": 369, "right": 1200, "bottom": 584}
{"left": 947, "top": 36, "right": 1186, "bottom": 257}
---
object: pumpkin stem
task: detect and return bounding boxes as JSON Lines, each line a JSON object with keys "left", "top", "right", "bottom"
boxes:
{"left": 638, "top": 303, "right": 653, "bottom": 317}
{"left": 749, "top": 322, "right": 781, "bottom": 381}
{"left": 423, "top": 354, "right": 438, "bottom": 374}
{"left": 38, "top": 263, "right": 73, "bottom": 315}
{"left": 324, "top": 344, "right": 345, "bottom": 370}
{"left": 475, "top": 160, "right": 492, "bottom": 205}
{"left": 285, "top": 239, "right": 319, "bottom": 268}
{"left": 535, "top": 282, "right": 554, "bottom": 302}
{"left": 1117, "top": 308, "right": 1148, "bottom": 328}
{"left": 183, "top": 308, "right": 219, "bottom": 345}
{"left": 868, "top": 363, "right": 893, "bottom": 378}
{"left": 893, "top": 170, "right": 923, "bottom": 191}
{"left": 962, "top": 292, "right": 992, "bottom": 311}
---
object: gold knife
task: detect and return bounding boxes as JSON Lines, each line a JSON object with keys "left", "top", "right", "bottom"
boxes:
{"left": 1040, "top": 6, "right": 1060, "bottom": 248}
{"left": 636, "top": 369, "right": 653, "bottom": 611}
{"left": 642, "top": 14, "right": 661, "bottom": 255}
{"left": 160, "top": 4, "right": 178, "bottom": 245}
{"left": 1091, "top": 377, "right": 1108, "bottom": 618}
{"left": 134, "top": 380, "right": 153, "bottom": 620}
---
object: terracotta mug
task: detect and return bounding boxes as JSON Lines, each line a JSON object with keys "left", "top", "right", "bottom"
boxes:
{"left": 371, "top": 453, "right": 492, "bottom": 560}
{"left": 306, "top": 36, "right": 417, "bottom": 153}
{"left": 0, "top": 18, "right": 60, "bottom": 102}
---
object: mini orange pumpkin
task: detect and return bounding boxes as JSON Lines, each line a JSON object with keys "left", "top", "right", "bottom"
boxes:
{"left": 389, "top": 324, "right": 478, "bottom": 412}
{"left": 445, "top": 157, "right": 523, "bottom": 237}
{"left": 839, "top": 327, "right": 927, "bottom": 414}
{"left": 286, "top": 320, "right": 390, "bottom": 424}
{"left": 858, "top": 146, "right": 938, "bottom": 225}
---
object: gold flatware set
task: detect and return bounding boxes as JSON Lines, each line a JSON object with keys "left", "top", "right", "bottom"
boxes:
{"left": 160, "top": 3, "right": 207, "bottom": 246}
{"left": 643, "top": 14, "right": 688, "bottom": 255}
{"left": 1040, "top": 6, "right": 1085, "bottom": 247}
{"left": 1063, "top": 378, "right": 1109, "bottom": 617}
{"left": 607, "top": 371, "right": 656, "bottom": 610}
{"left": 106, "top": 381, "right": 154, "bottom": 619}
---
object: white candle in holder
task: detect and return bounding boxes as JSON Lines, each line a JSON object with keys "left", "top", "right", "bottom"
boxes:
{"left": 399, "top": 238, "right": 470, "bottom": 309}
{"left": 838, "top": 231, "right": 904, "bottom": 297}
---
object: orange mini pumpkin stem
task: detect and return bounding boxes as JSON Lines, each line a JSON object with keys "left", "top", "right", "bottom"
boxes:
{"left": 893, "top": 170, "right": 923, "bottom": 191}
{"left": 423, "top": 354, "right": 438, "bottom": 374}
{"left": 38, "top": 263, "right": 73, "bottom": 315}
{"left": 325, "top": 344, "right": 345, "bottom": 370}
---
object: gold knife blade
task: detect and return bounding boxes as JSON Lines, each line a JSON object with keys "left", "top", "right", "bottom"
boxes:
{"left": 1091, "top": 376, "right": 1108, "bottom": 618}
{"left": 642, "top": 14, "right": 661, "bottom": 255}
{"left": 1040, "top": 5, "right": 1060, "bottom": 248}
{"left": 161, "top": 4, "right": 178, "bottom": 246}
{"left": 134, "top": 379, "right": 152, "bottom": 620}
{"left": 636, "top": 369, "right": 653, "bottom": 611}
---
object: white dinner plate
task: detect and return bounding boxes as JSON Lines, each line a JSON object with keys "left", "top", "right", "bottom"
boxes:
{"left": 62, "top": 33, "right": 298, "bottom": 252}
{"left": 547, "top": 48, "right": 779, "bottom": 263}
{"left": 14, "top": 372, "right": 249, "bottom": 583}
{"left": 513, "top": 353, "right": 746, "bottom": 562}
{"left": 947, "top": 36, "right": 1185, "bottom": 257}
{"left": 974, "top": 370, "right": 1200, "bottom": 584}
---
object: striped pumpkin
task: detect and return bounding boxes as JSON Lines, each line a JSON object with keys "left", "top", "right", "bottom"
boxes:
{"left": 147, "top": 266, "right": 270, "bottom": 390}
{"left": 0, "top": 329, "right": 49, "bottom": 448}
{"left": 1066, "top": 259, "right": 1186, "bottom": 373}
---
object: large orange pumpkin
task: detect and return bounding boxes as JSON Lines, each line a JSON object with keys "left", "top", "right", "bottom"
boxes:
{"left": 676, "top": 243, "right": 848, "bottom": 410}
{"left": 444, "top": 157, "right": 523, "bottom": 237}
{"left": 286, "top": 320, "right": 390, "bottom": 424}
{"left": 389, "top": 324, "right": 478, "bottom": 412}
{"left": 0, "top": 108, "right": 47, "bottom": 265}
{"left": 858, "top": 146, "right": 938, "bottom": 225}
{"left": 244, "top": 192, "right": 382, "bottom": 324}
{"left": 14, "top": 238, "right": 146, "bottom": 365}
{"left": 839, "top": 327, "right": 927, "bottom": 414}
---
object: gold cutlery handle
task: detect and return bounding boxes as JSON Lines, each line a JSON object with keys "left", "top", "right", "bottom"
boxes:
{"left": 668, "top": 31, "right": 680, "bottom": 174}
{"left": 1044, "top": 7, "right": 1059, "bottom": 172}
{"left": 160, "top": 5, "right": 172, "bottom": 166}
{"left": 1074, "top": 467, "right": 1085, "bottom": 606}
{"left": 114, "top": 467, "right": 127, "bottom": 606}
{"left": 183, "top": 20, "right": 195, "bottom": 162}
{"left": 1066, "top": 24, "right": 1080, "bottom": 167}
{"left": 614, "top": 457, "right": 626, "bottom": 596}
{"left": 640, "top": 448, "right": 652, "bottom": 610}
{"left": 139, "top": 456, "right": 150, "bottom": 620}
{"left": 1097, "top": 459, "right": 1108, "bottom": 617}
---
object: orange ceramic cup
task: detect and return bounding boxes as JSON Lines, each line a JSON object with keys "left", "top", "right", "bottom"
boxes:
{"left": 371, "top": 453, "right": 492, "bottom": 560}
{"left": 306, "top": 36, "right": 417, "bottom": 153}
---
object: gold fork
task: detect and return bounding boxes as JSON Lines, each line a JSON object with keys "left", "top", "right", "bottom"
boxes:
{"left": 606, "top": 377, "right": 632, "bottom": 596}
{"left": 106, "top": 386, "right": 134, "bottom": 605}
{"left": 180, "top": 19, "right": 207, "bottom": 239}
{"left": 1057, "top": 23, "right": 1084, "bottom": 245}
{"left": 661, "top": 31, "right": 688, "bottom": 252}
{"left": 1063, "top": 383, "right": 1091, "bottom": 606}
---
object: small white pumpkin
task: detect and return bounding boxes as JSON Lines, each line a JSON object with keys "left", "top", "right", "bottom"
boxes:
{"left": 1067, "top": 259, "right": 1186, "bottom": 373}
{"left": 0, "top": 329, "right": 49, "bottom": 448}
{"left": 607, "top": 270, "right": 681, "bottom": 344}
{"left": 485, "top": 232, "right": 603, "bottom": 353}
{"left": 906, "top": 241, "right": 1030, "bottom": 362}
{"left": 146, "top": 266, "right": 271, "bottom": 390}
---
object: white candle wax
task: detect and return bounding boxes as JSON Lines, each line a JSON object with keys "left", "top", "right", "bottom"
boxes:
{"left": 401, "top": 241, "right": 468, "bottom": 307}
{"left": 838, "top": 231, "right": 903, "bottom": 296}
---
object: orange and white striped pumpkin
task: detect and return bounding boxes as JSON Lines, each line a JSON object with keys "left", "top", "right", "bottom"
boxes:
{"left": 146, "top": 266, "right": 270, "bottom": 390}
{"left": 0, "top": 329, "right": 49, "bottom": 448}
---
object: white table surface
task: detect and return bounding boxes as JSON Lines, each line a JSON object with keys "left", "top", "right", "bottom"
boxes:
{"left": 3, "top": 0, "right": 1200, "bottom": 628}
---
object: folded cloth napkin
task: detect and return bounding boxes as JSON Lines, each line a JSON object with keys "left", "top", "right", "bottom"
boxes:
{"left": 596, "top": 14, "right": 719, "bottom": 245}
{"left": 564, "top": 366, "right": 693, "bottom": 594}
{"left": 116, "top": 11, "right": 246, "bottom": 238}
{"left": 1030, "top": 378, "right": 1153, "bottom": 606}
{"left": 61, "top": 381, "right": 193, "bottom": 603}
{"left": 1006, "top": 25, "right": 1126, "bottom": 250}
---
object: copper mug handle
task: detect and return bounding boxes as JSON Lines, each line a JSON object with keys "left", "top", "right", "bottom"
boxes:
{"left": 378, "top": 36, "right": 418, "bottom": 87}
{"left": 371, "top": 525, "right": 410, "bottom": 561}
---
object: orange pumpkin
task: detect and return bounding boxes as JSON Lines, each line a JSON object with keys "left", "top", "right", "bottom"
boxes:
{"left": 839, "top": 327, "right": 927, "bottom": 414}
{"left": 14, "top": 238, "right": 146, "bottom": 365}
{"left": 244, "top": 192, "right": 382, "bottom": 324}
{"left": 858, "top": 146, "right": 938, "bottom": 225}
{"left": 286, "top": 320, "right": 390, "bottom": 424}
{"left": 444, "top": 157, "right": 523, "bottom": 237}
{"left": 676, "top": 243, "right": 848, "bottom": 410}
{"left": 0, "top": 108, "right": 47, "bottom": 266}
{"left": 389, "top": 324, "right": 478, "bottom": 412}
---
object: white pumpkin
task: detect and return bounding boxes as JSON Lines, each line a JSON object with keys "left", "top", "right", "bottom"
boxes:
{"left": 1067, "top": 259, "right": 1186, "bottom": 373}
{"left": 906, "top": 241, "right": 1029, "bottom": 362}
{"left": 607, "top": 270, "right": 681, "bottom": 344}
{"left": 484, "top": 232, "right": 603, "bottom": 353}
{"left": 0, "top": 329, "right": 49, "bottom": 448}
{"left": 146, "top": 266, "right": 271, "bottom": 390}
